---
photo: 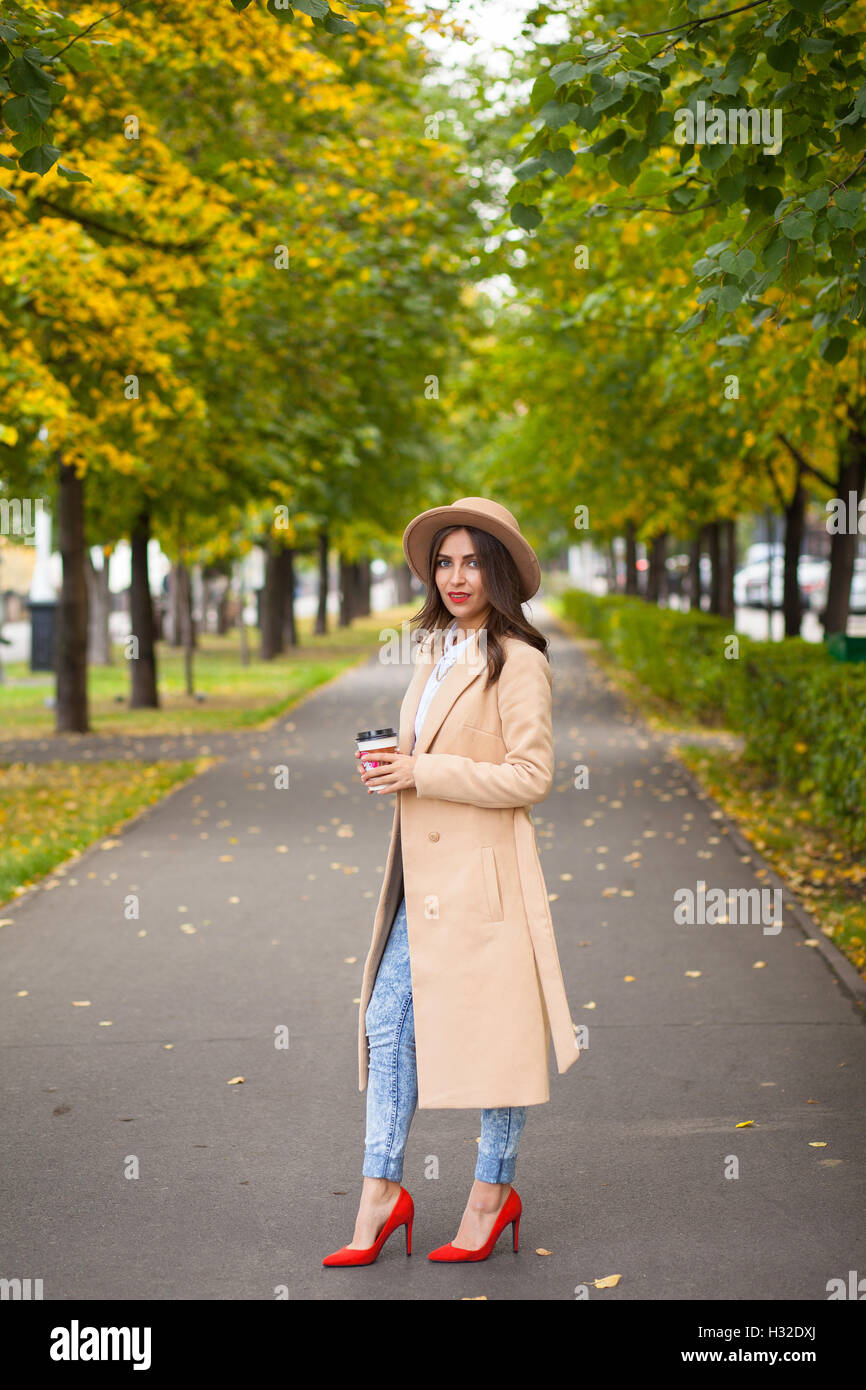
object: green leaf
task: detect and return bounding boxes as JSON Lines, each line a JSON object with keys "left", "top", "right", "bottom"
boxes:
{"left": 511, "top": 203, "right": 542, "bottom": 230}
{"left": 8, "top": 54, "right": 54, "bottom": 94}
{"left": 324, "top": 12, "right": 357, "bottom": 32}
{"left": 18, "top": 142, "right": 60, "bottom": 174}
{"left": 293, "top": 0, "right": 329, "bottom": 15}
{"left": 820, "top": 336, "right": 847, "bottom": 364}
{"left": 718, "top": 284, "right": 743, "bottom": 314}
{"left": 804, "top": 187, "right": 829, "bottom": 212}
{"left": 549, "top": 61, "right": 585, "bottom": 89}
{"left": 717, "top": 334, "right": 750, "bottom": 347}
{"left": 608, "top": 151, "right": 639, "bottom": 185}
{"left": 781, "top": 209, "right": 816, "bottom": 240}
{"left": 827, "top": 203, "right": 859, "bottom": 230}
{"left": 766, "top": 41, "right": 798, "bottom": 72}
{"left": 0, "top": 183, "right": 16, "bottom": 203}
{"left": 718, "top": 248, "right": 756, "bottom": 276}
{"left": 230, "top": 0, "right": 255, "bottom": 9}
{"left": 588, "top": 129, "right": 625, "bottom": 157}
{"left": 514, "top": 156, "right": 547, "bottom": 181}
{"left": 676, "top": 310, "right": 705, "bottom": 333}
{"left": 57, "top": 162, "right": 90, "bottom": 183}
{"left": 4, "top": 88, "right": 52, "bottom": 127}
{"left": 530, "top": 74, "right": 556, "bottom": 112}
{"left": 718, "top": 173, "right": 745, "bottom": 205}
{"left": 0, "top": 151, "right": 15, "bottom": 169}
{"left": 538, "top": 100, "right": 582, "bottom": 130}
{"left": 545, "top": 147, "right": 575, "bottom": 177}
{"left": 834, "top": 188, "right": 861, "bottom": 213}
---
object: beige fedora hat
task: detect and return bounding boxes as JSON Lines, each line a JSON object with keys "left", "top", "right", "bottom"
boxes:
{"left": 402, "top": 496, "right": 541, "bottom": 602}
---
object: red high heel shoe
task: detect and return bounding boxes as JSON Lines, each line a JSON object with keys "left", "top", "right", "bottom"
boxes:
{"left": 322, "top": 1186, "right": 414, "bottom": 1266}
{"left": 427, "top": 1186, "right": 522, "bottom": 1262}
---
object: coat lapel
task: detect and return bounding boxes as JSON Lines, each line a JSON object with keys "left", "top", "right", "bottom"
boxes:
{"left": 404, "top": 629, "right": 489, "bottom": 759}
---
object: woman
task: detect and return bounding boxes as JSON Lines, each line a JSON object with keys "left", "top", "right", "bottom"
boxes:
{"left": 322, "top": 497, "right": 579, "bottom": 1268}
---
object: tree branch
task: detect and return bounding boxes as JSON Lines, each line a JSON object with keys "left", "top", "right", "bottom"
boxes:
{"left": 31, "top": 196, "right": 211, "bottom": 252}
{"left": 775, "top": 432, "right": 835, "bottom": 491}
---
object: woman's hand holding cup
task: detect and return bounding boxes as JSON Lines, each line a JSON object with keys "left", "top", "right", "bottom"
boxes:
{"left": 355, "top": 747, "right": 415, "bottom": 794}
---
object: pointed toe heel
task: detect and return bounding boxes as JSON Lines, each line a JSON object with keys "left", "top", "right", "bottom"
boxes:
{"left": 427, "top": 1187, "right": 522, "bottom": 1263}
{"left": 322, "top": 1186, "right": 414, "bottom": 1267}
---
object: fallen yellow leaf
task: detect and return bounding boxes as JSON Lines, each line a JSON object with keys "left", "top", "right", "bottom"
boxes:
{"left": 808, "top": 1141, "right": 827, "bottom": 1148}
{"left": 593, "top": 1274, "right": 621, "bottom": 1288}
{"left": 685, "top": 970, "right": 701, "bottom": 978}
{"left": 227, "top": 1076, "right": 245, "bottom": 1085}
{"left": 536, "top": 1248, "right": 552, "bottom": 1256}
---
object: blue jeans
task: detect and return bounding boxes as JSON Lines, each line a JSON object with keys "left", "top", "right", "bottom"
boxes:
{"left": 362, "top": 897, "right": 527, "bottom": 1184}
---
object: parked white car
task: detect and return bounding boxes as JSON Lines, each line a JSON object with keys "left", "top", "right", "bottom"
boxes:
{"left": 733, "top": 555, "right": 828, "bottom": 608}
{"left": 808, "top": 557, "right": 866, "bottom": 615}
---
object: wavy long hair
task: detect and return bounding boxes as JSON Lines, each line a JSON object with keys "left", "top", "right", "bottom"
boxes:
{"left": 409, "top": 523, "right": 548, "bottom": 687}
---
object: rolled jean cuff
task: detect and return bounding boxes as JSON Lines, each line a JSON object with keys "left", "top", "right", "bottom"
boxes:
{"left": 362, "top": 1150, "right": 404, "bottom": 1183}
{"left": 474, "top": 1152, "right": 517, "bottom": 1184}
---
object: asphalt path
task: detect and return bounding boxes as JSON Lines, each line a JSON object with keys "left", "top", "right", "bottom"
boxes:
{"left": 1, "top": 602, "right": 863, "bottom": 1301}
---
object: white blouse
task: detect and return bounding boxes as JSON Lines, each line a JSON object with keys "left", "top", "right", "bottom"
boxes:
{"left": 411, "top": 620, "right": 476, "bottom": 753}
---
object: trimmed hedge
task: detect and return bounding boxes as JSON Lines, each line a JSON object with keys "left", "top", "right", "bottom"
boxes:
{"left": 559, "top": 590, "right": 866, "bottom": 852}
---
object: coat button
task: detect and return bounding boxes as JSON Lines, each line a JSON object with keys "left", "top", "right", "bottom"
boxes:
{"left": 428, "top": 831, "right": 439, "bottom": 842}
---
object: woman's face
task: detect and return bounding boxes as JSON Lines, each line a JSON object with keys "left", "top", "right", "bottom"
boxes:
{"left": 434, "top": 528, "right": 490, "bottom": 627}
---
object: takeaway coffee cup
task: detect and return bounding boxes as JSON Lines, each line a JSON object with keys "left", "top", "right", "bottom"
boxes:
{"left": 356, "top": 727, "right": 398, "bottom": 774}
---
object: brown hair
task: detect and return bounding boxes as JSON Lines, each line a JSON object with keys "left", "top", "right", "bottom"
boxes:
{"left": 409, "top": 523, "right": 548, "bottom": 686}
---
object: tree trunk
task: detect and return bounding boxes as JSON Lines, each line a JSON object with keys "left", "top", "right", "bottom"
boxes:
{"left": 259, "top": 541, "right": 284, "bottom": 660}
{"left": 281, "top": 547, "right": 298, "bottom": 648}
{"left": 129, "top": 509, "right": 159, "bottom": 708}
{"left": 646, "top": 531, "right": 667, "bottom": 604}
{"left": 823, "top": 428, "right": 866, "bottom": 635}
{"left": 179, "top": 561, "right": 194, "bottom": 695}
{"left": 624, "top": 523, "right": 638, "bottom": 596}
{"left": 216, "top": 582, "right": 229, "bottom": 636}
{"left": 315, "top": 529, "right": 329, "bottom": 635}
{"left": 783, "top": 477, "right": 805, "bottom": 637}
{"left": 339, "top": 555, "right": 355, "bottom": 626}
{"left": 395, "top": 561, "right": 413, "bottom": 604}
{"left": 688, "top": 532, "right": 701, "bottom": 610}
{"left": 168, "top": 563, "right": 184, "bottom": 646}
{"left": 85, "top": 547, "right": 112, "bottom": 665}
{"left": 357, "top": 556, "right": 371, "bottom": 616}
{"left": 606, "top": 539, "right": 617, "bottom": 593}
{"left": 237, "top": 560, "right": 249, "bottom": 667}
{"left": 707, "top": 521, "right": 721, "bottom": 614}
{"left": 56, "top": 458, "right": 89, "bottom": 732}
{"left": 718, "top": 519, "right": 735, "bottom": 619}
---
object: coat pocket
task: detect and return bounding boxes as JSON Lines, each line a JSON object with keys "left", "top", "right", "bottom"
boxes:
{"left": 481, "top": 846, "right": 504, "bottom": 922}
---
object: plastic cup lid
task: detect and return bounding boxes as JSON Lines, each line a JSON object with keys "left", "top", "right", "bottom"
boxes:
{"left": 356, "top": 727, "right": 397, "bottom": 741}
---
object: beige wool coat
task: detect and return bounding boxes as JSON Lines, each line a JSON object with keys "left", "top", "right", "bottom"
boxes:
{"left": 357, "top": 629, "right": 580, "bottom": 1109}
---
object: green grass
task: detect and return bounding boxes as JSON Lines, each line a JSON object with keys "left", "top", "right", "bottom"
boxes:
{"left": 0, "top": 759, "right": 210, "bottom": 907}
{"left": 0, "top": 604, "right": 417, "bottom": 738}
